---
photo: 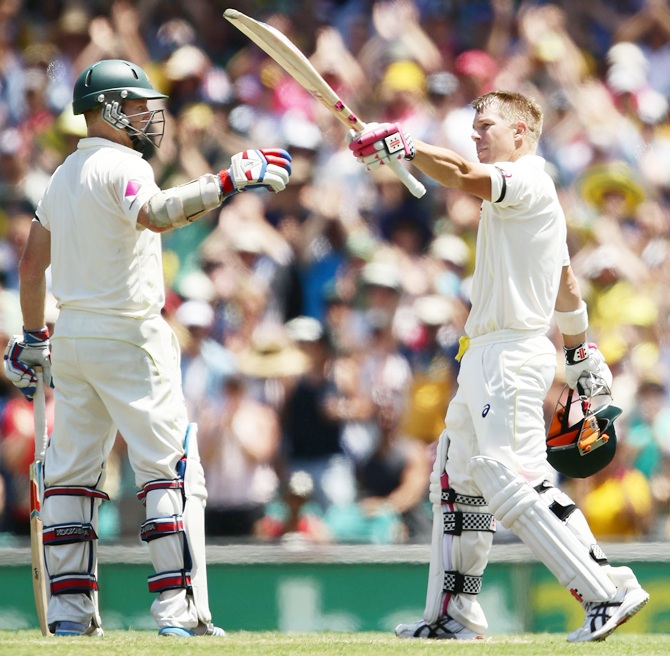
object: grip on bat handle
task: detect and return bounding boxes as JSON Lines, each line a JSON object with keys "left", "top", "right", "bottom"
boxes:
{"left": 388, "top": 159, "right": 427, "bottom": 198}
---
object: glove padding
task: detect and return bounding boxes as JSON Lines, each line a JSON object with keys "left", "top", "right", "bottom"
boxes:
{"left": 347, "top": 122, "right": 416, "bottom": 170}
{"left": 218, "top": 148, "right": 292, "bottom": 198}
{"left": 3, "top": 327, "right": 53, "bottom": 401}
{"left": 564, "top": 342, "right": 613, "bottom": 395}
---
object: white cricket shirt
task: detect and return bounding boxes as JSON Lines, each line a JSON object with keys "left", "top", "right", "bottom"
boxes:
{"left": 464, "top": 155, "right": 570, "bottom": 338}
{"left": 36, "top": 138, "right": 164, "bottom": 319}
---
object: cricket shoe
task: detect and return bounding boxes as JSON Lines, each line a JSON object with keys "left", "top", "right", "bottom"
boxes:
{"left": 395, "top": 616, "right": 483, "bottom": 640}
{"left": 159, "top": 621, "right": 225, "bottom": 637}
{"left": 567, "top": 586, "right": 650, "bottom": 642}
{"left": 52, "top": 620, "right": 104, "bottom": 637}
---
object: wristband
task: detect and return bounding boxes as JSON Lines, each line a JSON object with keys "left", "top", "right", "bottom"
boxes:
{"left": 24, "top": 326, "right": 50, "bottom": 344}
{"left": 217, "top": 169, "right": 239, "bottom": 200}
{"left": 563, "top": 342, "right": 589, "bottom": 365}
{"left": 554, "top": 301, "right": 588, "bottom": 336}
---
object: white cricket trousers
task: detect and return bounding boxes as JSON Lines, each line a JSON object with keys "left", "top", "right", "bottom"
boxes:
{"left": 440, "top": 331, "right": 557, "bottom": 633}
{"left": 46, "top": 310, "right": 189, "bottom": 487}
{"left": 43, "top": 309, "right": 191, "bottom": 627}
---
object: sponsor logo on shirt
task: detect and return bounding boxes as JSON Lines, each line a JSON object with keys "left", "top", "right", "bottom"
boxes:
{"left": 124, "top": 179, "right": 141, "bottom": 200}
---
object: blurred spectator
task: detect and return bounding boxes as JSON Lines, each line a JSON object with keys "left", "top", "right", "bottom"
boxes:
{"left": 401, "top": 294, "right": 458, "bottom": 444}
{"left": 577, "top": 437, "right": 655, "bottom": 541}
{"left": 175, "top": 298, "right": 236, "bottom": 420}
{"left": 280, "top": 316, "right": 357, "bottom": 510}
{"left": 257, "top": 470, "right": 332, "bottom": 545}
{"left": 198, "top": 374, "right": 281, "bottom": 538}
{"left": 625, "top": 374, "right": 670, "bottom": 480}
{"left": 324, "top": 387, "right": 431, "bottom": 543}
{"left": 0, "top": 386, "right": 54, "bottom": 535}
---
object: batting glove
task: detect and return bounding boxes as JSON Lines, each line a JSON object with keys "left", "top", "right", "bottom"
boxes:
{"left": 347, "top": 122, "right": 416, "bottom": 171}
{"left": 3, "top": 327, "right": 53, "bottom": 401}
{"left": 564, "top": 342, "right": 613, "bottom": 395}
{"left": 218, "top": 148, "right": 292, "bottom": 199}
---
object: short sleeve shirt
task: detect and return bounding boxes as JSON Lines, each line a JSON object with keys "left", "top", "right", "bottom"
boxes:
{"left": 464, "top": 155, "right": 570, "bottom": 338}
{"left": 36, "top": 138, "right": 164, "bottom": 318}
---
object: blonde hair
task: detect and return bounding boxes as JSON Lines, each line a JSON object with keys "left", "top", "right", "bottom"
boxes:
{"left": 471, "top": 91, "right": 544, "bottom": 145}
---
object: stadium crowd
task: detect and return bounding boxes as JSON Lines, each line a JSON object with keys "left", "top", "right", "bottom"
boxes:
{"left": 1, "top": 0, "right": 670, "bottom": 546}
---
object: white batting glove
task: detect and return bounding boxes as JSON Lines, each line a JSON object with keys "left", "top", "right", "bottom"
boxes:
{"left": 3, "top": 327, "right": 53, "bottom": 401}
{"left": 564, "top": 342, "right": 613, "bottom": 395}
{"left": 347, "top": 122, "right": 416, "bottom": 171}
{"left": 218, "top": 148, "right": 292, "bottom": 199}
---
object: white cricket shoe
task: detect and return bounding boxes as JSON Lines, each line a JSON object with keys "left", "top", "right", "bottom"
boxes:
{"left": 567, "top": 586, "right": 650, "bottom": 642}
{"left": 395, "top": 616, "right": 483, "bottom": 640}
{"left": 159, "top": 621, "right": 225, "bottom": 637}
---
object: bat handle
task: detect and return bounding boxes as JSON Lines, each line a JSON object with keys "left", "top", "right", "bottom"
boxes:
{"left": 33, "top": 369, "right": 48, "bottom": 460}
{"left": 388, "top": 159, "right": 427, "bottom": 198}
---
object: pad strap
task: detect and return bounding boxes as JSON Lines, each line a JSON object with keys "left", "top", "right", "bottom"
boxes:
{"left": 137, "top": 479, "right": 183, "bottom": 504}
{"left": 148, "top": 569, "right": 192, "bottom": 594}
{"left": 591, "top": 545, "right": 609, "bottom": 565}
{"left": 140, "top": 515, "right": 185, "bottom": 542}
{"left": 44, "top": 485, "right": 110, "bottom": 501}
{"left": 43, "top": 522, "right": 97, "bottom": 545}
{"left": 443, "top": 571, "right": 482, "bottom": 595}
{"left": 51, "top": 572, "right": 98, "bottom": 595}
{"left": 441, "top": 487, "right": 488, "bottom": 506}
{"left": 443, "top": 511, "right": 496, "bottom": 535}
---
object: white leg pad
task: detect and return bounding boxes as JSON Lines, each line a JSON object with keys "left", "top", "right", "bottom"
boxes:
{"left": 469, "top": 456, "right": 616, "bottom": 603}
{"left": 181, "top": 423, "right": 212, "bottom": 624}
{"left": 424, "top": 430, "right": 449, "bottom": 624}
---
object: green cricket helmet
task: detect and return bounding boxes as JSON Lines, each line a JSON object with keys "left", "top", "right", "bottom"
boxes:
{"left": 72, "top": 59, "right": 167, "bottom": 153}
{"left": 546, "top": 383, "right": 622, "bottom": 479}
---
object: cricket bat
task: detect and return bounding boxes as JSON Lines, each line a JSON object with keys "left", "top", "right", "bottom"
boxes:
{"left": 30, "top": 370, "right": 50, "bottom": 636}
{"left": 224, "top": 8, "right": 427, "bottom": 198}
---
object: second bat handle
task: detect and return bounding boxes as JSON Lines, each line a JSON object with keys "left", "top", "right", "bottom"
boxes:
{"left": 388, "top": 159, "right": 426, "bottom": 198}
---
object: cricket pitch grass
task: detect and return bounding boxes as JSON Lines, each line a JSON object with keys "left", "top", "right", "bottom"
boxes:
{"left": 0, "top": 630, "right": 668, "bottom": 656}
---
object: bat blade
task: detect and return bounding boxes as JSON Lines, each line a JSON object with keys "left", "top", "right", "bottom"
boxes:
{"left": 30, "top": 463, "right": 49, "bottom": 636}
{"left": 30, "top": 372, "right": 50, "bottom": 636}
{"left": 224, "top": 9, "right": 426, "bottom": 198}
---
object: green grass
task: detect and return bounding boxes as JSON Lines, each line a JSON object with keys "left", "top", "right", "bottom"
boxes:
{"left": 0, "top": 631, "right": 667, "bottom": 656}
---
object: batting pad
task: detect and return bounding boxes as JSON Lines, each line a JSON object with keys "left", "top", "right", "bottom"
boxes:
{"left": 180, "top": 423, "right": 212, "bottom": 624}
{"left": 424, "top": 430, "right": 450, "bottom": 624}
{"left": 469, "top": 456, "right": 616, "bottom": 603}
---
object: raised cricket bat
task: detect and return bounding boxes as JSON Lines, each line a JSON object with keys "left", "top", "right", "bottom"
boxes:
{"left": 224, "top": 8, "right": 426, "bottom": 198}
{"left": 30, "top": 370, "right": 50, "bottom": 636}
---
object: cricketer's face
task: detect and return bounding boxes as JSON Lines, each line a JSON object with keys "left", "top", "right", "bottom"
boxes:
{"left": 471, "top": 106, "right": 520, "bottom": 164}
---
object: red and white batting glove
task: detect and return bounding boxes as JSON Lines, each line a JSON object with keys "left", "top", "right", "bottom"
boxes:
{"left": 3, "top": 327, "right": 53, "bottom": 401}
{"left": 564, "top": 342, "right": 612, "bottom": 395}
{"left": 219, "top": 148, "right": 292, "bottom": 199}
{"left": 347, "top": 122, "right": 416, "bottom": 171}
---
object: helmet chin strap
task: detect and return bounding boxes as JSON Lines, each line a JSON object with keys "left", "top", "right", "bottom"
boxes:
{"left": 130, "top": 133, "right": 155, "bottom": 159}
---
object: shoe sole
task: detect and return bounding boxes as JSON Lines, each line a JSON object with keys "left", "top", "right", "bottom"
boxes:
{"left": 395, "top": 623, "right": 483, "bottom": 640}
{"left": 569, "top": 589, "right": 650, "bottom": 642}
